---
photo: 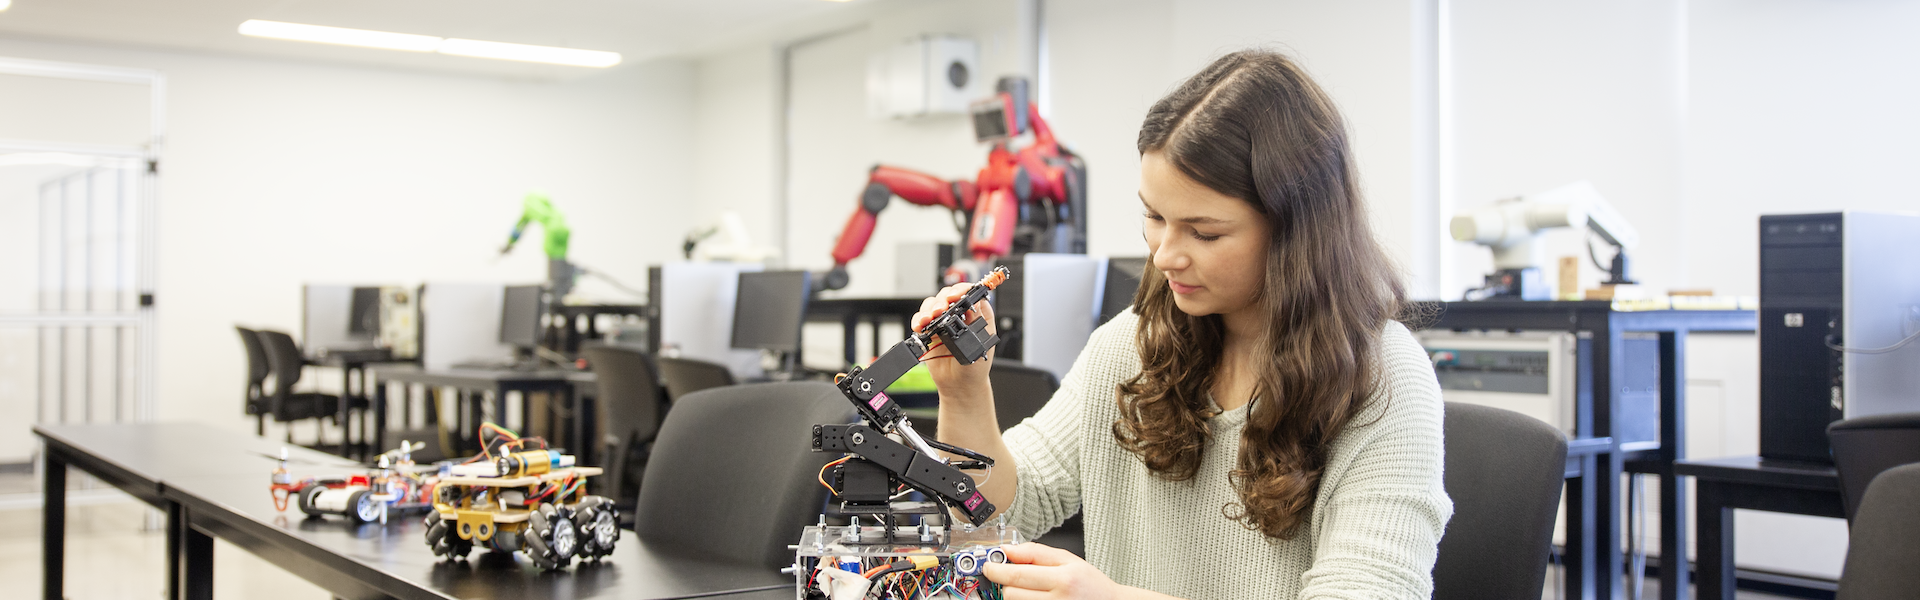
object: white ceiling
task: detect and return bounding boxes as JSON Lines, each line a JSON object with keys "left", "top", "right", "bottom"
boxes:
{"left": 0, "top": 0, "right": 866, "bottom": 79}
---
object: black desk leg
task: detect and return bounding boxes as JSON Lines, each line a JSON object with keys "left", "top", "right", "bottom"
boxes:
{"left": 466, "top": 390, "right": 481, "bottom": 445}
{"left": 569, "top": 386, "right": 585, "bottom": 464}
{"left": 167, "top": 501, "right": 182, "bottom": 600}
{"left": 373, "top": 378, "right": 388, "bottom": 456}
{"left": 1566, "top": 457, "right": 1596, "bottom": 600}
{"left": 1696, "top": 482, "right": 1735, "bottom": 600}
{"left": 1657, "top": 331, "right": 1690, "bottom": 600}
{"left": 182, "top": 511, "right": 214, "bottom": 600}
{"left": 43, "top": 452, "right": 65, "bottom": 600}
{"left": 339, "top": 367, "right": 354, "bottom": 458}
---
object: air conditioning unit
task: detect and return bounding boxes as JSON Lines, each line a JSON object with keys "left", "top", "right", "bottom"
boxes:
{"left": 868, "top": 35, "right": 979, "bottom": 119}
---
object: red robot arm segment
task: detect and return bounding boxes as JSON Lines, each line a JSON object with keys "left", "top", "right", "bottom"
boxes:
{"left": 824, "top": 165, "right": 977, "bottom": 290}
{"left": 868, "top": 165, "right": 972, "bottom": 211}
{"left": 829, "top": 208, "right": 879, "bottom": 266}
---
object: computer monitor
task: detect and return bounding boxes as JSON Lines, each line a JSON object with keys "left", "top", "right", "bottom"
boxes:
{"left": 500, "top": 285, "right": 545, "bottom": 351}
{"left": 730, "top": 271, "right": 812, "bottom": 355}
{"left": 348, "top": 286, "right": 382, "bottom": 338}
{"left": 1100, "top": 257, "right": 1149, "bottom": 325}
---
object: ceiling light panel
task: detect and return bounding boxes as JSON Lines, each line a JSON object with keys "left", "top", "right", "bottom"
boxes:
{"left": 238, "top": 20, "right": 441, "bottom": 52}
{"left": 436, "top": 39, "right": 622, "bottom": 68}
{"left": 236, "top": 20, "right": 622, "bottom": 68}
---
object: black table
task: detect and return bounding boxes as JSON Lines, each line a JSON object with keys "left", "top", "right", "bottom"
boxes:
{"left": 36, "top": 422, "right": 792, "bottom": 600}
{"left": 370, "top": 365, "right": 582, "bottom": 458}
{"left": 807, "top": 297, "right": 923, "bottom": 365}
{"left": 1674, "top": 456, "right": 1844, "bottom": 600}
{"left": 35, "top": 423, "right": 363, "bottom": 600}
{"left": 1431, "top": 300, "right": 1755, "bottom": 600}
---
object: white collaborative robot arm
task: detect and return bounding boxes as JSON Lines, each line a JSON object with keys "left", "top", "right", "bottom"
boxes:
{"left": 1450, "top": 181, "right": 1639, "bottom": 299}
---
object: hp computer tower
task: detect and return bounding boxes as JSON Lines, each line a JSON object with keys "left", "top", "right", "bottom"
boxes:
{"left": 1759, "top": 212, "right": 1920, "bottom": 463}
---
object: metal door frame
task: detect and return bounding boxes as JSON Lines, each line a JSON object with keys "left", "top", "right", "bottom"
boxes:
{"left": 1, "top": 56, "right": 164, "bottom": 434}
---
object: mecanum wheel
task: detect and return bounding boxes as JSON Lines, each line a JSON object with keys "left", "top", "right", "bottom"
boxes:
{"left": 571, "top": 496, "right": 620, "bottom": 561}
{"left": 524, "top": 504, "right": 577, "bottom": 570}
{"left": 423, "top": 511, "right": 471, "bottom": 560}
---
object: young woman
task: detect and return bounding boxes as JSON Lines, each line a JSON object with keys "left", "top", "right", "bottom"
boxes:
{"left": 914, "top": 50, "right": 1450, "bottom": 599}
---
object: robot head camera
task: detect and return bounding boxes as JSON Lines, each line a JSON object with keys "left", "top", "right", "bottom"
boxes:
{"left": 970, "top": 77, "right": 1032, "bottom": 144}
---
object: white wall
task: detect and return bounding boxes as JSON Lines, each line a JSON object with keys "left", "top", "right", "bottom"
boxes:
{"left": 1445, "top": 0, "right": 1687, "bottom": 300}
{"left": 0, "top": 37, "right": 697, "bottom": 442}
{"left": 1045, "top": 0, "right": 1419, "bottom": 279}
{"left": 1685, "top": 0, "right": 1920, "bottom": 297}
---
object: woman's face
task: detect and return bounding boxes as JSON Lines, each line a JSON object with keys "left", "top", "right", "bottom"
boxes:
{"left": 1139, "top": 150, "right": 1271, "bottom": 320}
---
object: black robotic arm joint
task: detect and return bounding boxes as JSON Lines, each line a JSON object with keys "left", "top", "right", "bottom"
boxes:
{"left": 861, "top": 182, "right": 892, "bottom": 214}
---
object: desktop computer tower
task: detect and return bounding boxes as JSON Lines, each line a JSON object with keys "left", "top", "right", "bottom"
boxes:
{"left": 1759, "top": 212, "right": 1920, "bottom": 463}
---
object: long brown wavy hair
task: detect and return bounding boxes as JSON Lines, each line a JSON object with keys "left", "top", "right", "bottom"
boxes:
{"left": 1112, "top": 50, "right": 1407, "bottom": 540}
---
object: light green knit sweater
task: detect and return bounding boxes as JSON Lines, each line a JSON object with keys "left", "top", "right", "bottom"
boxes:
{"left": 998, "top": 311, "right": 1452, "bottom": 599}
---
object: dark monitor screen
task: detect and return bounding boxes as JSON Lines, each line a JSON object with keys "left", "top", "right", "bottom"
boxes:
{"left": 348, "top": 287, "right": 381, "bottom": 338}
{"left": 1100, "top": 257, "right": 1149, "bottom": 325}
{"left": 500, "top": 285, "right": 545, "bottom": 349}
{"left": 731, "top": 271, "right": 812, "bottom": 353}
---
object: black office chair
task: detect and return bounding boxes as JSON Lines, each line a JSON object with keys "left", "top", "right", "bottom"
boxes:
{"left": 656, "top": 356, "right": 736, "bottom": 404}
{"left": 1828, "top": 412, "right": 1920, "bottom": 523}
{"left": 256, "top": 330, "right": 365, "bottom": 448}
{"left": 1432, "top": 402, "right": 1569, "bottom": 600}
{"left": 236, "top": 327, "right": 272, "bottom": 436}
{"left": 986, "top": 360, "right": 1084, "bottom": 555}
{"left": 988, "top": 360, "right": 1060, "bottom": 431}
{"left": 582, "top": 345, "right": 668, "bottom": 511}
{"left": 1837, "top": 462, "right": 1920, "bottom": 600}
{"left": 634, "top": 382, "right": 850, "bottom": 569}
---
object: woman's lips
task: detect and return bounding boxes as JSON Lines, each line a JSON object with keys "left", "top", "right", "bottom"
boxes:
{"left": 1169, "top": 280, "right": 1201, "bottom": 295}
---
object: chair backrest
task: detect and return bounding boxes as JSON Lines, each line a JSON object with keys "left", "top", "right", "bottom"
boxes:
{"left": 634, "top": 381, "right": 851, "bottom": 569}
{"left": 1837, "top": 462, "right": 1920, "bottom": 600}
{"left": 1829, "top": 412, "right": 1920, "bottom": 523}
{"left": 655, "top": 356, "right": 736, "bottom": 404}
{"left": 253, "top": 329, "right": 307, "bottom": 398}
{"left": 1432, "top": 402, "right": 1569, "bottom": 600}
{"left": 582, "top": 346, "right": 667, "bottom": 444}
{"left": 989, "top": 360, "right": 1060, "bottom": 431}
{"left": 235, "top": 326, "right": 270, "bottom": 390}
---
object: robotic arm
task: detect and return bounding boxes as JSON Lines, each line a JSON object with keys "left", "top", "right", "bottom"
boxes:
{"left": 499, "top": 192, "right": 578, "bottom": 299}
{"left": 822, "top": 77, "right": 1086, "bottom": 292}
{"left": 825, "top": 166, "right": 979, "bottom": 291}
{"left": 811, "top": 267, "right": 1010, "bottom": 527}
{"left": 501, "top": 192, "right": 571, "bottom": 260}
{"left": 1449, "top": 181, "right": 1639, "bottom": 300}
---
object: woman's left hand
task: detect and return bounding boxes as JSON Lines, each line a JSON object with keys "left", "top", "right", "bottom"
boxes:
{"left": 981, "top": 543, "right": 1122, "bottom": 600}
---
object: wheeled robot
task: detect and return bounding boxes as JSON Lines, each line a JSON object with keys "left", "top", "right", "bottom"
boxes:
{"left": 270, "top": 442, "right": 436, "bottom": 525}
{"left": 422, "top": 424, "right": 620, "bottom": 570}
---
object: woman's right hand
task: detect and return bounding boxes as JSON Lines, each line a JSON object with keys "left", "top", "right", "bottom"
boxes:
{"left": 913, "top": 282, "right": 997, "bottom": 403}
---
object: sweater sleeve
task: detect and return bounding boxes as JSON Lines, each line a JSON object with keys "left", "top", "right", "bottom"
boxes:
{"left": 1298, "top": 323, "right": 1453, "bottom": 600}
{"left": 998, "top": 314, "right": 1133, "bottom": 538}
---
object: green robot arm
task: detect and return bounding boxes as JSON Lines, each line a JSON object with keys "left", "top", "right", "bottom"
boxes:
{"left": 502, "top": 192, "right": 571, "bottom": 260}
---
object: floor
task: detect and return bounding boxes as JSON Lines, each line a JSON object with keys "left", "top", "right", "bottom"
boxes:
{"left": 5, "top": 479, "right": 1812, "bottom": 600}
{"left": 4, "top": 495, "right": 331, "bottom": 600}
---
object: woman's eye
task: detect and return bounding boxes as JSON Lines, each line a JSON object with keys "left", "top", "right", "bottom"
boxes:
{"left": 1143, "top": 212, "right": 1165, "bottom": 222}
{"left": 1191, "top": 230, "right": 1221, "bottom": 242}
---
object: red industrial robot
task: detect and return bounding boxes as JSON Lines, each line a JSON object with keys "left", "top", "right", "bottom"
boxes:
{"left": 822, "top": 77, "right": 1087, "bottom": 291}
